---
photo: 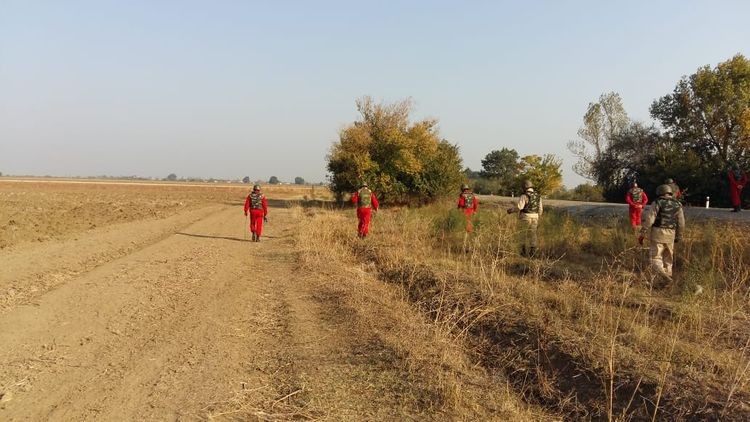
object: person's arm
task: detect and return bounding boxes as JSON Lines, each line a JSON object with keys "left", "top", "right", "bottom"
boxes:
{"left": 244, "top": 196, "right": 250, "bottom": 215}
{"left": 642, "top": 192, "right": 649, "bottom": 206}
{"left": 625, "top": 192, "right": 635, "bottom": 206}
{"left": 351, "top": 191, "right": 359, "bottom": 205}
{"left": 262, "top": 196, "right": 268, "bottom": 217}
{"left": 640, "top": 203, "right": 657, "bottom": 236}
{"left": 741, "top": 172, "right": 749, "bottom": 186}
{"left": 457, "top": 196, "right": 465, "bottom": 209}
{"left": 371, "top": 193, "right": 379, "bottom": 211}
{"left": 729, "top": 171, "right": 738, "bottom": 186}
{"left": 472, "top": 196, "right": 478, "bottom": 212}
{"left": 509, "top": 195, "right": 527, "bottom": 214}
{"left": 675, "top": 207, "right": 686, "bottom": 242}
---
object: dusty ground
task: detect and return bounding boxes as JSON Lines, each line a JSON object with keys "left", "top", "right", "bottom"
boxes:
{"left": 0, "top": 180, "right": 536, "bottom": 420}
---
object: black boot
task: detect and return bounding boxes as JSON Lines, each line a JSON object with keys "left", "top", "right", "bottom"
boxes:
{"left": 251, "top": 233, "right": 256, "bottom": 241}
{"left": 521, "top": 246, "right": 527, "bottom": 257}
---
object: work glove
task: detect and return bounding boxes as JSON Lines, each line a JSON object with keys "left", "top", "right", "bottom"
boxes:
{"left": 638, "top": 235, "right": 644, "bottom": 246}
{"left": 244, "top": 212, "right": 248, "bottom": 216}
{"left": 264, "top": 217, "right": 268, "bottom": 223}
{"left": 506, "top": 208, "right": 515, "bottom": 214}
{"left": 674, "top": 234, "right": 682, "bottom": 243}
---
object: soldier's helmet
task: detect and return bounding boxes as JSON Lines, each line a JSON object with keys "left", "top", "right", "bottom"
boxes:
{"left": 664, "top": 178, "right": 674, "bottom": 184}
{"left": 253, "top": 184, "right": 261, "bottom": 191}
{"left": 631, "top": 180, "right": 639, "bottom": 187}
{"left": 523, "top": 180, "right": 534, "bottom": 190}
{"left": 360, "top": 180, "right": 368, "bottom": 187}
{"left": 656, "top": 184, "right": 673, "bottom": 196}
{"left": 461, "top": 184, "right": 470, "bottom": 191}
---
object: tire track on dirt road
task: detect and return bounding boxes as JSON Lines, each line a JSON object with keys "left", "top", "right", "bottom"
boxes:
{"left": 0, "top": 204, "right": 224, "bottom": 313}
{"left": 0, "top": 205, "right": 429, "bottom": 420}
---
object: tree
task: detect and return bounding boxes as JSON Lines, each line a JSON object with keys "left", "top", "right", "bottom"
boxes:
{"left": 568, "top": 92, "right": 629, "bottom": 180}
{"left": 480, "top": 148, "right": 521, "bottom": 194}
{"left": 294, "top": 176, "right": 305, "bottom": 185}
{"left": 327, "top": 96, "right": 463, "bottom": 204}
{"left": 242, "top": 176, "right": 250, "bottom": 184}
{"left": 268, "top": 176, "right": 280, "bottom": 184}
{"left": 518, "top": 154, "right": 563, "bottom": 194}
{"left": 651, "top": 54, "right": 750, "bottom": 169}
{"left": 166, "top": 173, "right": 177, "bottom": 181}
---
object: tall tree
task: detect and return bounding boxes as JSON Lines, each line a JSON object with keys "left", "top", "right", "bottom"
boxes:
{"left": 327, "top": 96, "right": 463, "bottom": 204}
{"left": 650, "top": 54, "right": 750, "bottom": 168}
{"left": 568, "top": 92, "right": 629, "bottom": 180}
{"left": 518, "top": 154, "right": 563, "bottom": 194}
{"left": 480, "top": 148, "right": 521, "bottom": 194}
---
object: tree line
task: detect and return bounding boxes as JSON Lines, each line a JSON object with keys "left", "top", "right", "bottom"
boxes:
{"left": 569, "top": 54, "right": 750, "bottom": 207}
{"left": 326, "top": 54, "right": 749, "bottom": 207}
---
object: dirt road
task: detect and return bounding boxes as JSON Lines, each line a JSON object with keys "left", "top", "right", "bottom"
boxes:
{"left": 0, "top": 205, "right": 435, "bottom": 420}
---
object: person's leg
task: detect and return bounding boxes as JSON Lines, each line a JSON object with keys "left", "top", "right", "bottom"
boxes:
{"left": 361, "top": 208, "right": 372, "bottom": 236}
{"left": 650, "top": 242, "right": 665, "bottom": 275}
{"left": 254, "top": 210, "right": 264, "bottom": 238}
{"left": 663, "top": 241, "right": 674, "bottom": 277}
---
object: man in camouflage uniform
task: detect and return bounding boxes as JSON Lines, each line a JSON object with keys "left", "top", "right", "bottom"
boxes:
{"left": 351, "top": 181, "right": 379, "bottom": 238}
{"left": 507, "top": 180, "right": 542, "bottom": 257}
{"left": 639, "top": 184, "right": 685, "bottom": 281}
{"left": 243, "top": 184, "right": 268, "bottom": 242}
{"left": 625, "top": 181, "right": 648, "bottom": 233}
{"left": 457, "top": 184, "right": 478, "bottom": 232}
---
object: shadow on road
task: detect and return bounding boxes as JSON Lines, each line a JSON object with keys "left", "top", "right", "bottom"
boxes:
{"left": 176, "top": 232, "right": 293, "bottom": 242}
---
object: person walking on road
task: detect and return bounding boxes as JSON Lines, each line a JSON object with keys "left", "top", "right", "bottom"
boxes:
{"left": 664, "top": 178, "right": 683, "bottom": 201}
{"left": 639, "top": 184, "right": 685, "bottom": 283}
{"left": 351, "top": 181, "right": 379, "bottom": 238}
{"left": 457, "top": 184, "right": 478, "bottom": 232}
{"left": 244, "top": 185, "right": 268, "bottom": 242}
{"left": 626, "top": 181, "right": 648, "bottom": 233}
{"left": 507, "top": 180, "right": 542, "bottom": 257}
{"left": 728, "top": 166, "right": 748, "bottom": 212}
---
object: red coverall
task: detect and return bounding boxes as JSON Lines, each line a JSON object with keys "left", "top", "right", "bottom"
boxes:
{"left": 351, "top": 189, "right": 379, "bottom": 237}
{"left": 625, "top": 189, "right": 648, "bottom": 228}
{"left": 457, "top": 191, "right": 478, "bottom": 232}
{"left": 729, "top": 170, "right": 748, "bottom": 208}
{"left": 244, "top": 193, "right": 268, "bottom": 237}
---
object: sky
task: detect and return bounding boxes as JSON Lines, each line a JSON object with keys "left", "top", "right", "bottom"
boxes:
{"left": 1, "top": 0, "right": 749, "bottom": 186}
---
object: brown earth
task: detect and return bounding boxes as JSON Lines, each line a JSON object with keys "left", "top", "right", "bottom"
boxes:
{"left": 0, "top": 180, "right": 539, "bottom": 420}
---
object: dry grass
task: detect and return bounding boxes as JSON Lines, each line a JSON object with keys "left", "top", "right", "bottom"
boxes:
{"left": 295, "top": 200, "right": 750, "bottom": 420}
{"left": 294, "top": 205, "right": 551, "bottom": 420}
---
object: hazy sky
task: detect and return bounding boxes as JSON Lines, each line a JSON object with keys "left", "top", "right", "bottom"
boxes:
{"left": 1, "top": 1, "right": 749, "bottom": 185}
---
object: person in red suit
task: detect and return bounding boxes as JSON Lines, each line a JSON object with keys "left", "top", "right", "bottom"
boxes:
{"left": 625, "top": 181, "right": 648, "bottom": 232}
{"left": 351, "top": 181, "right": 379, "bottom": 238}
{"left": 729, "top": 166, "right": 748, "bottom": 212}
{"left": 457, "top": 184, "right": 478, "bottom": 232}
{"left": 244, "top": 184, "right": 268, "bottom": 242}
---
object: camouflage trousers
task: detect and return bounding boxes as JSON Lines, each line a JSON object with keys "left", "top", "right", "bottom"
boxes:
{"left": 518, "top": 214, "right": 539, "bottom": 250}
{"left": 649, "top": 241, "right": 674, "bottom": 278}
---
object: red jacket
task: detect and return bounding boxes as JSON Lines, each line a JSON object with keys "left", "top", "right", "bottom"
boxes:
{"left": 244, "top": 193, "right": 268, "bottom": 216}
{"left": 457, "top": 192, "right": 478, "bottom": 211}
{"left": 351, "top": 189, "right": 379, "bottom": 210}
{"left": 729, "top": 170, "right": 748, "bottom": 189}
{"left": 625, "top": 189, "right": 648, "bottom": 207}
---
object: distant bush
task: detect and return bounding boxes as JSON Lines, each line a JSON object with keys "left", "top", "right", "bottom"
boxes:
{"left": 549, "top": 183, "right": 605, "bottom": 202}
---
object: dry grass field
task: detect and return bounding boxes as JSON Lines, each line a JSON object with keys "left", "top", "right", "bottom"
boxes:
{"left": 296, "top": 200, "right": 750, "bottom": 420}
{"left": 2, "top": 178, "right": 747, "bottom": 420}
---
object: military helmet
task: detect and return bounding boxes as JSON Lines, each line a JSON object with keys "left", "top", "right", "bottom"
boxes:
{"left": 461, "top": 184, "right": 470, "bottom": 191}
{"left": 664, "top": 178, "right": 674, "bottom": 184}
{"left": 631, "top": 180, "right": 638, "bottom": 187}
{"left": 656, "top": 184, "right": 673, "bottom": 196}
{"left": 253, "top": 184, "right": 261, "bottom": 191}
{"left": 523, "top": 180, "right": 534, "bottom": 190}
{"left": 359, "top": 180, "right": 368, "bottom": 187}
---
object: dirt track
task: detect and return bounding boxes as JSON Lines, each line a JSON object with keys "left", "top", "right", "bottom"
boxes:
{"left": 0, "top": 205, "right": 415, "bottom": 420}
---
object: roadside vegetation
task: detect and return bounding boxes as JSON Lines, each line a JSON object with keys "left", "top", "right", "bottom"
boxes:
{"left": 297, "top": 201, "right": 750, "bottom": 420}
